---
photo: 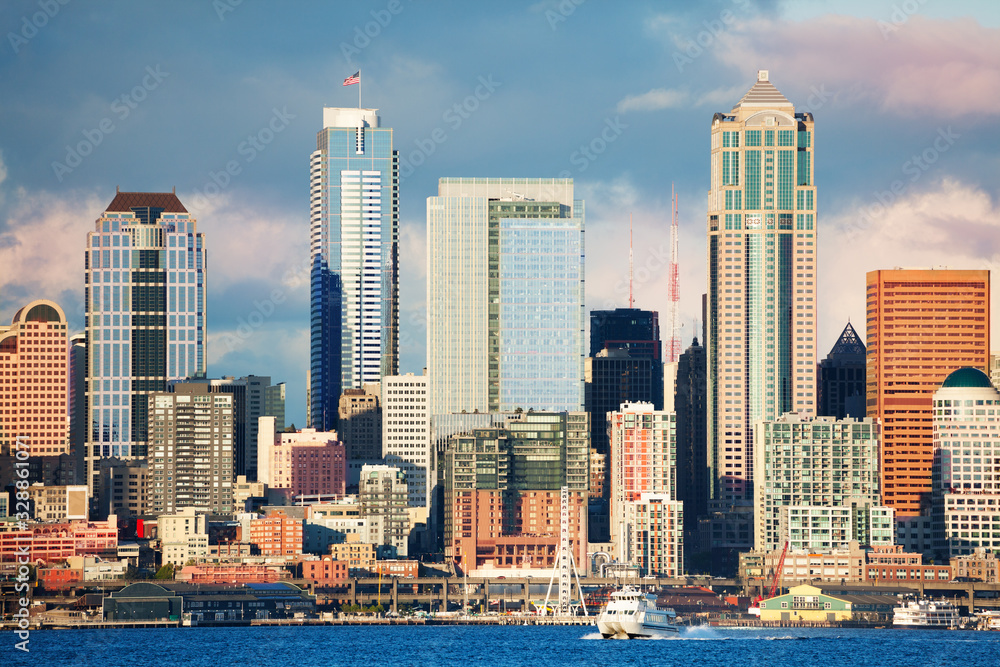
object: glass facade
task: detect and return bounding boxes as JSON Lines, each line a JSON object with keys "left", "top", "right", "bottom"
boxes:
{"left": 707, "top": 71, "right": 817, "bottom": 506}
{"left": 310, "top": 108, "right": 398, "bottom": 431}
{"left": 428, "top": 178, "right": 584, "bottom": 417}
{"left": 85, "top": 193, "right": 205, "bottom": 503}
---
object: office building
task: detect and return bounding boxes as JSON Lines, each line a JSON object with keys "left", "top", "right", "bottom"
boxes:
{"left": 382, "top": 373, "right": 431, "bottom": 507}
{"left": 706, "top": 71, "right": 818, "bottom": 504}
{"left": 623, "top": 493, "right": 684, "bottom": 577}
{"left": 84, "top": 191, "right": 206, "bottom": 505}
{"left": 26, "top": 484, "right": 89, "bottom": 522}
{"left": 442, "top": 412, "right": 589, "bottom": 575}
{"left": 248, "top": 510, "right": 303, "bottom": 557}
{"left": 427, "top": 178, "right": 585, "bottom": 417}
{"left": 932, "top": 367, "right": 1000, "bottom": 558}
{"left": 817, "top": 321, "right": 866, "bottom": 420}
{"left": 0, "top": 299, "right": 69, "bottom": 457}
{"left": 867, "top": 269, "right": 989, "bottom": 517}
{"left": 148, "top": 383, "right": 234, "bottom": 515}
{"left": 69, "top": 333, "right": 87, "bottom": 482}
{"left": 337, "top": 383, "right": 382, "bottom": 486}
{"left": 753, "top": 414, "right": 883, "bottom": 552}
{"left": 98, "top": 458, "right": 149, "bottom": 517}
{"left": 310, "top": 107, "right": 399, "bottom": 431}
{"left": 674, "top": 337, "right": 708, "bottom": 543}
{"left": 159, "top": 507, "right": 209, "bottom": 566}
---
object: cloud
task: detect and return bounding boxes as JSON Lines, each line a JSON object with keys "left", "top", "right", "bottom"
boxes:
{"left": 0, "top": 150, "right": 7, "bottom": 186}
{"left": 821, "top": 178, "right": 1000, "bottom": 353}
{"left": 617, "top": 85, "right": 748, "bottom": 113}
{"left": 713, "top": 15, "right": 1000, "bottom": 118}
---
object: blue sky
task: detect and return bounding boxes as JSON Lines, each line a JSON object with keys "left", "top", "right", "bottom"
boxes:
{"left": 2, "top": 0, "right": 999, "bottom": 426}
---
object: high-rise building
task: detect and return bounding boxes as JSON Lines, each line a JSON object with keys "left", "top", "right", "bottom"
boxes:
{"left": 338, "top": 383, "right": 382, "bottom": 488}
{"left": 441, "top": 412, "right": 589, "bottom": 575}
{"left": 69, "top": 333, "right": 87, "bottom": 482}
{"left": 674, "top": 337, "right": 708, "bottom": 542}
{"left": 191, "top": 375, "right": 283, "bottom": 481}
{"left": 382, "top": 373, "right": 431, "bottom": 507}
{"left": 623, "top": 493, "right": 684, "bottom": 577}
{"left": 310, "top": 107, "right": 398, "bottom": 431}
{"left": 427, "top": 178, "right": 585, "bottom": 417}
{"left": 867, "top": 268, "right": 989, "bottom": 517}
{"left": 256, "top": 421, "right": 346, "bottom": 504}
{"left": 753, "top": 414, "right": 884, "bottom": 553}
{"left": 98, "top": 458, "right": 149, "bottom": 518}
{"left": 608, "top": 402, "right": 676, "bottom": 562}
{"left": 84, "top": 191, "right": 206, "bottom": 505}
{"left": 0, "top": 300, "right": 69, "bottom": 457}
{"left": 148, "top": 383, "right": 234, "bottom": 515}
{"left": 931, "top": 367, "right": 1000, "bottom": 559}
{"left": 359, "top": 464, "right": 409, "bottom": 558}
{"left": 706, "top": 71, "right": 817, "bottom": 504}
{"left": 586, "top": 307, "right": 663, "bottom": 457}
{"left": 817, "top": 322, "right": 866, "bottom": 419}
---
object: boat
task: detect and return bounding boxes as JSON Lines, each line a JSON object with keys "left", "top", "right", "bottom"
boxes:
{"left": 596, "top": 586, "right": 679, "bottom": 639}
{"left": 892, "top": 598, "right": 960, "bottom": 629}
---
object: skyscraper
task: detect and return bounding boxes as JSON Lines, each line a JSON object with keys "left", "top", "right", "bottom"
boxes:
{"left": 310, "top": 107, "right": 398, "bottom": 431}
{"left": 382, "top": 373, "right": 431, "bottom": 507}
{"left": 427, "top": 178, "right": 585, "bottom": 417}
{"left": 867, "top": 269, "right": 990, "bottom": 517}
{"left": 817, "top": 321, "right": 866, "bottom": 419}
{"left": 0, "top": 299, "right": 69, "bottom": 457}
{"left": 706, "top": 71, "right": 817, "bottom": 504}
{"left": 84, "top": 191, "right": 206, "bottom": 504}
{"left": 674, "top": 336, "right": 707, "bottom": 541}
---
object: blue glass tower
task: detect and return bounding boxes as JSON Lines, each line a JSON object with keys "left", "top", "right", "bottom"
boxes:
{"left": 310, "top": 108, "right": 399, "bottom": 430}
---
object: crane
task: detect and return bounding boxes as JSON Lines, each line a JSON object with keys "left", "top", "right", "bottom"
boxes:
{"left": 754, "top": 541, "right": 789, "bottom": 604}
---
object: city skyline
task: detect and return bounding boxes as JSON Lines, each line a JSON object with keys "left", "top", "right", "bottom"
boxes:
{"left": 1, "top": 1, "right": 999, "bottom": 426}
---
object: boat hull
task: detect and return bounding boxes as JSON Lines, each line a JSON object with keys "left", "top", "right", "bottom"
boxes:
{"left": 597, "top": 617, "right": 680, "bottom": 639}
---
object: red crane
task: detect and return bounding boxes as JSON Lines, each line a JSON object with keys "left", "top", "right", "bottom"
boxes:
{"left": 754, "top": 541, "right": 789, "bottom": 604}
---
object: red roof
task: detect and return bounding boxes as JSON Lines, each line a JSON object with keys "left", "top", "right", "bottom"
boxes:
{"left": 105, "top": 191, "right": 187, "bottom": 213}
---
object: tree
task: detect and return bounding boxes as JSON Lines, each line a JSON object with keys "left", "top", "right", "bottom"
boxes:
{"left": 155, "top": 563, "right": 175, "bottom": 580}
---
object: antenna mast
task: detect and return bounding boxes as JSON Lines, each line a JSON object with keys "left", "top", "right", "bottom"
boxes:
{"left": 667, "top": 185, "right": 680, "bottom": 362}
{"left": 628, "top": 213, "right": 634, "bottom": 309}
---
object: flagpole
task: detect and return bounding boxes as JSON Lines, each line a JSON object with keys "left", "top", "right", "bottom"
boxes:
{"left": 359, "top": 68, "right": 362, "bottom": 109}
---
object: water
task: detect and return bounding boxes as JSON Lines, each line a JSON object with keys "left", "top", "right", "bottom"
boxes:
{"left": 8, "top": 625, "right": 1000, "bottom": 666}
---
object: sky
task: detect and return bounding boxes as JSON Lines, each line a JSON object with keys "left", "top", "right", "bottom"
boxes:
{"left": 1, "top": 0, "right": 999, "bottom": 427}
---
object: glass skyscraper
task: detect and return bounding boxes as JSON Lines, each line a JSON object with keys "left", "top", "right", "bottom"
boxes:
{"left": 310, "top": 107, "right": 398, "bottom": 431}
{"left": 84, "top": 190, "right": 206, "bottom": 504}
{"left": 427, "top": 178, "right": 585, "bottom": 417}
{"left": 706, "top": 71, "right": 817, "bottom": 504}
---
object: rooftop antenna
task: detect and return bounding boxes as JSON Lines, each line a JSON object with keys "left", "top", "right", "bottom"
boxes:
{"left": 628, "top": 213, "right": 634, "bottom": 309}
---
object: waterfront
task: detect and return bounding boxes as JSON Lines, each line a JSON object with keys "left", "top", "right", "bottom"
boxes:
{"left": 8, "top": 625, "right": 1000, "bottom": 666}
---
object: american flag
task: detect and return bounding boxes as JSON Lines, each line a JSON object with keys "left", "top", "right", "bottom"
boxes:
{"left": 343, "top": 71, "right": 360, "bottom": 86}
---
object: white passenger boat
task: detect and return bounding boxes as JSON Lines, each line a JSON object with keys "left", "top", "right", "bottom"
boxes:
{"left": 892, "top": 598, "right": 960, "bottom": 629}
{"left": 596, "top": 586, "right": 679, "bottom": 639}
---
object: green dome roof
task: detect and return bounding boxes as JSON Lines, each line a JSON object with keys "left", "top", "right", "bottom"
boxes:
{"left": 941, "top": 367, "right": 993, "bottom": 389}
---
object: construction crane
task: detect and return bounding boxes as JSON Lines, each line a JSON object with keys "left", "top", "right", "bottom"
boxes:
{"left": 754, "top": 541, "right": 789, "bottom": 604}
{"left": 666, "top": 184, "right": 680, "bottom": 362}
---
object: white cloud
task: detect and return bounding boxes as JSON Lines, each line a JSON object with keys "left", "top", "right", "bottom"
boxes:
{"left": 617, "top": 88, "right": 690, "bottom": 113}
{"left": 0, "top": 150, "right": 7, "bottom": 186}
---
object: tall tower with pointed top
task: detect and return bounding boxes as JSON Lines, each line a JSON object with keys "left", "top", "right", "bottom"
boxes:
{"left": 818, "top": 322, "right": 866, "bottom": 419}
{"left": 706, "top": 70, "right": 817, "bottom": 504}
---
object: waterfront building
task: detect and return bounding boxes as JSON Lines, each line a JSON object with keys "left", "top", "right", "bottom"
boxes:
{"left": 867, "top": 269, "right": 989, "bottom": 522}
{"left": 256, "top": 420, "right": 346, "bottom": 503}
{"left": 0, "top": 515, "right": 118, "bottom": 565}
{"left": 427, "top": 178, "right": 585, "bottom": 417}
{"left": 706, "top": 71, "right": 818, "bottom": 507}
{"left": 328, "top": 536, "right": 377, "bottom": 575}
{"left": 623, "top": 492, "right": 683, "bottom": 577}
{"left": 382, "top": 373, "right": 431, "bottom": 507}
{"left": 817, "top": 322, "right": 866, "bottom": 419}
{"left": 757, "top": 584, "right": 895, "bottom": 622}
{"left": 84, "top": 191, "right": 207, "bottom": 507}
{"left": 310, "top": 108, "right": 398, "bottom": 432}
{"left": 148, "top": 383, "right": 234, "bottom": 515}
{"left": 0, "top": 299, "right": 69, "bottom": 457}
{"left": 359, "top": 464, "right": 409, "bottom": 558}
{"left": 950, "top": 548, "right": 1000, "bottom": 583}
{"left": 158, "top": 507, "right": 209, "bottom": 566}
{"left": 442, "top": 411, "right": 589, "bottom": 576}
{"left": 302, "top": 556, "right": 349, "bottom": 585}
{"left": 931, "top": 367, "right": 1000, "bottom": 558}
{"left": 753, "top": 414, "right": 883, "bottom": 552}
{"left": 248, "top": 510, "right": 303, "bottom": 557}
{"left": 608, "top": 402, "right": 676, "bottom": 561}
{"left": 742, "top": 542, "right": 951, "bottom": 586}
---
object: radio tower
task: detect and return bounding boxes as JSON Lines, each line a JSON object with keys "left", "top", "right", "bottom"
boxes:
{"left": 667, "top": 184, "right": 681, "bottom": 362}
